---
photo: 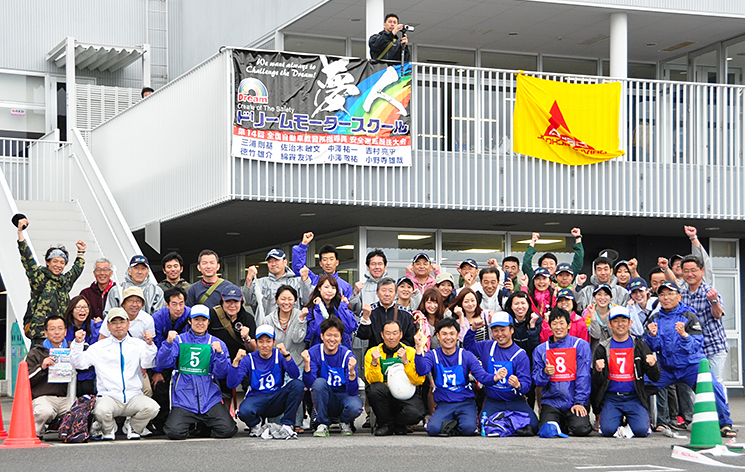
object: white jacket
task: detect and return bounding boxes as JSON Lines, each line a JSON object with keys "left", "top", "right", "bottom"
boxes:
{"left": 70, "top": 335, "right": 157, "bottom": 403}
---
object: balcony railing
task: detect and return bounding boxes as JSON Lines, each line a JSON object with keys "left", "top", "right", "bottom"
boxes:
{"left": 90, "top": 49, "right": 745, "bottom": 230}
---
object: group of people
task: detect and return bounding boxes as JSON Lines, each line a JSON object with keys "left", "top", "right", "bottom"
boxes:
{"left": 18, "top": 213, "right": 736, "bottom": 441}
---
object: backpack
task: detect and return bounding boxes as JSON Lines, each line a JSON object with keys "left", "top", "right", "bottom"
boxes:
{"left": 58, "top": 394, "right": 96, "bottom": 443}
{"left": 481, "top": 410, "right": 531, "bottom": 437}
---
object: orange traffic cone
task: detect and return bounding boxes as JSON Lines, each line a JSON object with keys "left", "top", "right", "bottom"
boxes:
{"left": 0, "top": 361, "right": 49, "bottom": 448}
{"left": 0, "top": 395, "right": 7, "bottom": 439}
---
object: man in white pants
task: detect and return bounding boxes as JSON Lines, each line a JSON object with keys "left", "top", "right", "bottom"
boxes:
{"left": 70, "top": 307, "right": 159, "bottom": 440}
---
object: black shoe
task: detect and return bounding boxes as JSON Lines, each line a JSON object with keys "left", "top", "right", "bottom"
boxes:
{"left": 374, "top": 424, "right": 394, "bottom": 436}
{"left": 670, "top": 421, "right": 689, "bottom": 431}
{"left": 362, "top": 415, "right": 371, "bottom": 429}
{"left": 394, "top": 424, "right": 408, "bottom": 435}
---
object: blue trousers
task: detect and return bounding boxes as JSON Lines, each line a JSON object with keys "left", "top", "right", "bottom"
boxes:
{"left": 238, "top": 379, "right": 304, "bottom": 427}
{"left": 427, "top": 399, "right": 478, "bottom": 436}
{"left": 311, "top": 378, "right": 363, "bottom": 425}
{"left": 653, "top": 364, "right": 732, "bottom": 427}
{"left": 599, "top": 393, "right": 649, "bottom": 437}
{"left": 482, "top": 397, "right": 539, "bottom": 434}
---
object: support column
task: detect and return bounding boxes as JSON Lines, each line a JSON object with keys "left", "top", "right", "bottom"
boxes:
{"left": 65, "top": 37, "right": 77, "bottom": 141}
{"left": 274, "top": 30, "right": 284, "bottom": 52}
{"left": 142, "top": 43, "right": 152, "bottom": 88}
{"left": 366, "top": 0, "right": 384, "bottom": 59}
{"left": 609, "top": 12, "right": 628, "bottom": 78}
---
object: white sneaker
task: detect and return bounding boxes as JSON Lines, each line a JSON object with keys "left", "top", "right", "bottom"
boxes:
{"left": 102, "top": 431, "right": 115, "bottom": 441}
{"left": 249, "top": 424, "right": 264, "bottom": 437}
{"left": 302, "top": 418, "right": 311, "bottom": 430}
{"left": 140, "top": 426, "right": 153, "bottom": 438}
{"left": 313, "top": 424, "right": 329, "bottom": 437}
{"left": 127, "top": 429, "right": 141, "bottom": 440}
{"left": 122, "top": 418, "right": 132, "bottom": 436}
{"left": 340, "top": 422, "right": 353, "bottom": 436}
{"left": 282, "top": 424, "right": 298, "bottom": 440}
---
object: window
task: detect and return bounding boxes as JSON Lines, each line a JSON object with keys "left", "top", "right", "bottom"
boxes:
{"left": 284, "top": 35, "right": 346, "bottom": 56}
{"left": 0, "top": 73, "right": 46, "bottom": 139}
{"left": 480, "top": 52, "right": 537, "bottom": 72}
{"left": 366, "top": 229, "right": 435, "bottom": 263}
{"left": 441, "top": 231, "right": 504, "bottom": 273}
{"left": 417, "top": 46, "right": 475, "bottom": 66}
{"left": 542, "top": 57, "right": 598, "bottom": 76}
{"left": 709, "top": 238, "right": 741, "bottom": 385}
{"left": 510, "top": 234, "right": 577, "bottom": 270}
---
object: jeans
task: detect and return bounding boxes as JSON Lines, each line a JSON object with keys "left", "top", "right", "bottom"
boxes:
{"left": 654, "top": 364, "right": 732, "bottom": 427}
{"left": 310, "top": 378, "right": 364, "bottom": 425}
{"left": 599, "top": 393, "right": 650, "bottom": 437}
{"left": 238, "top": 379, "right": 304, "bottom": 427}
{"left": 707, "top": 351, "right": 728, "bottom": 400}
{"left": 426, "top": 399, "right": 478, "bottom": 436}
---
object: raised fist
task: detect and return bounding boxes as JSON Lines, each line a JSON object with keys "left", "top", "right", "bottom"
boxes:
{"left": 234, "top": 349, "right": 247, "bottom": 362}
{"left": 487, "top": 258, "right": 498, "bottom": 268}
{"left": 397, "top": 347, "right": 407, "bottom": 364}
{"left": 75, "top": 329, "right": 86, "bottom": 343}
{"left": 646, "top": 353, "right": 656, "bottom": 366}
{"left": 76, "top": 240, "right": 87, "bottom": 252}
{"left": 300, "top": 266, "right": 310, "bottom": 281}
{"left": 371, "top": 347, "right": 381, "bottom": 361}
{"left": 211, "top": 341, "right": 223, "bottom": 353}
{"left": 470, "top": 316, "right": 484, "bottom": 331}
{"left": 16, "top": 217, "right": 29, "bottom": 231}
{"left": 531, "top": 232, "right": 540, "bottom": 243}
{"left": 276, "top": 343, "right": 288, "bottom": 356}
{"left": 658, "top": 257, "right": 669, "bottom": 271}
{"left": 519, "top": 274, "right": 529, "bottom": 287}
{"left": 453, "top": 306, "right": 464, "bottom": 319}
{"left": 300, "top": 307, "right": 308, "bottom": 322}
{"left": 246, "top": 265, "right": 258, "bottom": 282}
{"left": 595, "top": 359, "right": 606, "bottom": 371}
{"left": 576, "top": 273, "right": 587, "bottom": 286}
{"left": 684, "top": 225, "right": 697, "bottom": 239}
{"left": 571, "top": 228, "right": 581, "bottom": 238}
{"left": 354, "top": 281, "right": 364, "bottom": 295}
{"left": 362, "top": 304, "right": 372, "bottom": 320}
{"left": 647, "top": 322, "right": 658, "bottom": 337}
{"left": 302, "top": 232, "right": 314, "bottom": 245}
{"left": 301, "top": 350, "right": 311, "bottom": 364}
{"left": 347, "top": 357, "right": 357, "bottom": 375}
{"left": 142, "top": 330, "right": 154, "bottom": 345}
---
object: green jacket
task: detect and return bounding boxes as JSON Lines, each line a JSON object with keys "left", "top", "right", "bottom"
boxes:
{"left": 522, "top": 241, "right": 584, "bottom": 281}
{"left": 19, "top": 240, "right": 84, "bottom": 340}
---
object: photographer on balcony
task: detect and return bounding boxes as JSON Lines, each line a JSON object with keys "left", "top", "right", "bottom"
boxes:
{"left": 369, "top": 13, "right": 411, "bottom": 62}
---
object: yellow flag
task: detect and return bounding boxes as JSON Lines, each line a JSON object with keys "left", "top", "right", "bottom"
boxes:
{"left": 513, "top": 75, "right": 624, "bottom": 165}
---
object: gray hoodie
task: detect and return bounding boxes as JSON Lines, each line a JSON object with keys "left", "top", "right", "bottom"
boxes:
{"left": 349, "top": 270, "right": 390, "bottom": 315}
{"left": 255, "top": 307, "right": 307, "bottom": 370}
{"left": 103, "top": 273, "right": 164, "bottom": 317}
{"left": 241, "top": 267, "right": 311, "bottom": 317}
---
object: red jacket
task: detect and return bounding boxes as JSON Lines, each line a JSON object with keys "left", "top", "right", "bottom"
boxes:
{"left": 539, "top": 311, "right": 589, "bottom": 343}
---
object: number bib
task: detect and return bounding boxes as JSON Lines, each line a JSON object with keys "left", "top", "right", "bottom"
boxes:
{"left": 249, "top": 350, "right": 282, "bottom": 393}
{"left": 178, "top": 342, "right": 212, "bottom": 376}
{"left": 546, "top": 347, "right": 577, "bottom": 382}
{"left": 380, "top": 356, "right": 403, "bottom": 380}
{"left": 433, "top": 349, "right": 466, "bottom": 393}
{"left": 486, "top": 343, "right": 520, "bottom": 392}
{"left": 608, "top": 348, "right": 634, "bottom": 382}
{"left": 320, "top": 349, "right": 350, "bottom": 388}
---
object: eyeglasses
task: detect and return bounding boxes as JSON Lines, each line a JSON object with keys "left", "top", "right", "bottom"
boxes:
{"left": 46, "top": 326, "right": 66, "bottom": 332}
{"left": 658, "top": 291, "right": 679, "bottom": 298}
{"left": 93, "top": 268, "right": 111, "bottom": 274}
{"left": 74, "top": 305, "right": 90, "bottom": 311}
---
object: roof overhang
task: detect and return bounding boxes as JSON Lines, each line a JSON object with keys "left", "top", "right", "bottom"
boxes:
{"left": 46, "top": 38, "right": 145, "bottom": 73}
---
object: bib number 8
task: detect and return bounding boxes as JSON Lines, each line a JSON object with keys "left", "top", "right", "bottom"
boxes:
{"left": 555, "top": 356, "right": 566, "bottom": 373}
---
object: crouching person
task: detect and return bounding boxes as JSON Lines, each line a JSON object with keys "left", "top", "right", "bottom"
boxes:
{"left": 302, "top": 317, "right": 363, "bottom": 437}
{"left": 415, "top": 317, "right": 501, "bottom": 436}
{"left": 156, "top": 304, "right": 237, "bottom": 440}
{"left": 592, "top": 306, "right": 660, "bottom": 437}
{"left": 70, "top": 308, "right": 160, "bottom": 440}
{"left": 28, "top": 316, "right": 70, "bottom": 437}
{"left": 228, "top": 325, "right": 303, "bottom": 439}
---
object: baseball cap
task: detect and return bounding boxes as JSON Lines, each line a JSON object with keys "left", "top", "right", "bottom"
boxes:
{"left": 106, "top": 307, "right": 128, "bottom": 323}
{"left": 489, "top": 311, "right": 513, "bottom": 328}
{"left": 538, "top": 421, "right": 568, "bottom": 438}
{"left": 627, "top": 277, "right": 648, "bottom": 293}
{"left": 396, "top": 276, "right": 414, "bottom": 288}
{"left": 533, "top": 267, "right": 551, "bottom": 279}
{"left": 658, "top": 281, "right": 680, "bottom": 293}
{"left": 129, "top": 255, "right": 149, "bottom": 267}
{"left": 608, "top": 305, "right": 631, "bottom": 321}
{"left": 265, "top": 249, "right": 286, "bottom": 261}
{"left": 435, "top": 272, "right": 455, "bottom": 286}
{"left": 556, "top": 288, "right": 575, "bottom": 300}
{"left": 555, "top": 263, "right": 573, "bottom": 275}
{"left": 221, "top": 283, "right": 243, "bottom": 301}
{"left": 189, "top": 304, "right": 210, "bottom": 319}
{"left": 670, "top": 254, "right": 683, "bottom": 264}
{"left": 121, "top": 286, "right": 145, "bottom": 303}
{"left": 592, "top": 284, "right": 612, "bottom": 296}
{"left": 614, "top": 260, "right": 629, "bottom": 272}
{"left": 256, "top": 325, "right": 275, "bottom": 339}
{"left": 412, "top": 253, "right": 430, "bottom": 263}
{"left": 459, "top": 259, "right": 478, "bottom": 269}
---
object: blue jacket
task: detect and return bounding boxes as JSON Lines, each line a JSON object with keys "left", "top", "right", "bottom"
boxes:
{"left": 65, "top": 319, "right": 101, "bottom": 381}
{"left": 463, "top": 330, "right": 532, "bottom": 402}
{"left": 156, "top": 330, "right": 230, "bottom": 415}
{"left": 291, "top": 243, "right": 354, "bottom": 300}
{"left": 305, "top": 301, "right": 358, "bottom": 351}
{"left": 152, "top": 306, "right": 191, "bottom": 349}
{"left": 227, "top": 349, "right": 300, "bottom": 394}
{"left": 644, "top": 303, "right": 704, "bottom": 372}
{"left": 532, "top": 335, "right": 591, "bottom": 411}
{"left": 415, "top": 347, "right": 497, "bottom": 404}
{"left": 303, "top": 344, "right": 359, "bottom": 396}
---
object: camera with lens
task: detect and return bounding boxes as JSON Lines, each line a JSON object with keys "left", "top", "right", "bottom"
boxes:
{"left": 403, "top": 24, "right": 415, "bottom": 32}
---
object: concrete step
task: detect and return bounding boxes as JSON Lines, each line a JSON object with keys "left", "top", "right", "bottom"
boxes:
{"left": 16, "top": 201, "right": 87, "bottom": 223}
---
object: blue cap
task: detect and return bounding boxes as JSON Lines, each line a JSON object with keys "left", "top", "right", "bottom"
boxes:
{"left": 555, "top": 263, "right": 573, "bottom": 275}
{"left": 658, "top": 281, "right": 680, "bottom": 293}
{"left": 538, "top": 421, "right": 568, "bottom": 438}
{"left": 189, "top": 304, "right": 210, "bottom": 319}
{"left": 265, "top": 249, "right": 286, "bottom": 261}
{"left": 614, "top": 260, "right": 630, "bottom": 272}
{"left": 628, "top": 277, "right": 648, "bottom": 292}
{"left": 412, "top": 253, "right": 430, "bottom": 263}
{"left": 533, "top": 267, "right": 551, "bottom": 279}
{"left": 396, "top": 276, "right": 414, "bottom": 288}
{"left": 255, "top": 325, "right": 275, "bottom": 339}
{"left": 556, "top": 288, "right": 575, "bottom": 300}
{"left": 593, "top": 284, "right": 612, "bottom": 296}
{"left": 608, "top": 306, "right": 631, "bottom": 321}
{"left": 221, "top": 283, "right": 243, "bottom": 301}
{"left": 460, "top": 258, "right": 478, "bottom": 269}
{"left": 489, "top": 311, "right": 513, "bottom": 328}
{"left": 129, "top": 255, "right": 149, "bottom": 267}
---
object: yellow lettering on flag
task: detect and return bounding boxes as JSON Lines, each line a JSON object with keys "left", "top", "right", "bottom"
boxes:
{"left": 513, "top": 75, "right": 625, "bottom": 165}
